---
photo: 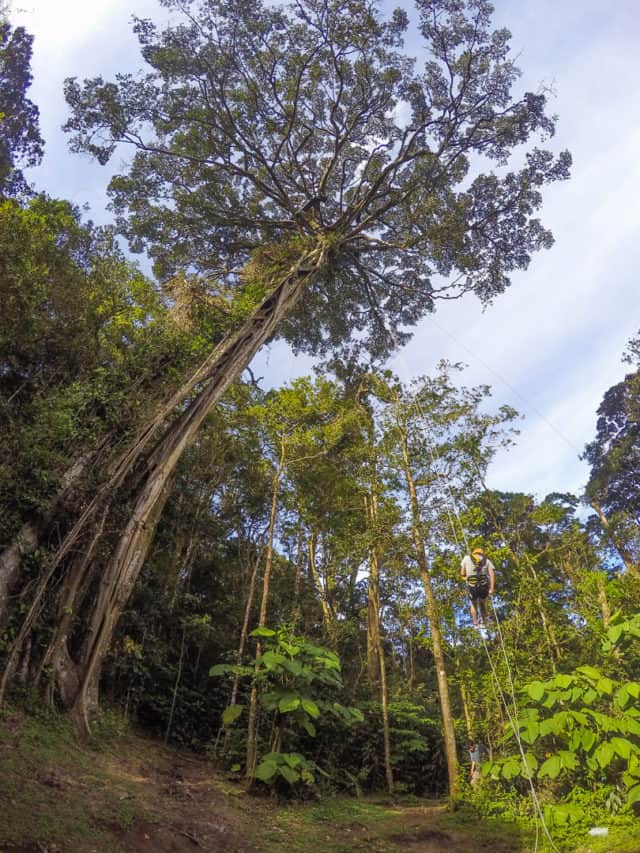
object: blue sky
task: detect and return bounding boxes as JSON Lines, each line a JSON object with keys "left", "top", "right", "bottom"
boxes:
{"left": 14, "top": 0, "right": 640, "bottom": 501}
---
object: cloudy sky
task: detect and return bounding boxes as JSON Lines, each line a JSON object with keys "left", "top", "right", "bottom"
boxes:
{"left": 13, "top": 0, "right": 640, "bottom": 501}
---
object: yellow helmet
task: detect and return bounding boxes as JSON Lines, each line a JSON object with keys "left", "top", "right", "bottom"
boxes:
{"left": 471, "top": 547, "right": 485, "bottom": 563}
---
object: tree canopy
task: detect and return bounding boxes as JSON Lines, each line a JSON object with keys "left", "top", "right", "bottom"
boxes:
{"left": 64, "top": 0, "right": 570, "bottom": 358}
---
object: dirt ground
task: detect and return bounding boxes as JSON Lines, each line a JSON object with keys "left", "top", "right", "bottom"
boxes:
{"left": 0, "top": 710, "right": 521, "bottom": 853}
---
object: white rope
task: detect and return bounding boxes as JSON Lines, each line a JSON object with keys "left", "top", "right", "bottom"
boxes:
{"left": 394, "top": 365, "right": 559, "bottom": 852}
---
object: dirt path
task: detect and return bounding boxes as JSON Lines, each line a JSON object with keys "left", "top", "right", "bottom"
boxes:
{"left": 1, "top": 712, "right": 521, "bottom": 853}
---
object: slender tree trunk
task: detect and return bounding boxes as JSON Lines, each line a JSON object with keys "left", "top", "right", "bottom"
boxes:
{"left": 365, "top": 490, "right": 394, "bottom": 794}
{"left": 69, "top": 251, "right": 324, "bottom": 731}
{"left": 591, "top": 501, "right": 637, "bottom": 575}
{"left": 396, "top": 411, "right": 459, "bottom": 796}
{"left": 246, "top": 437, "right": 286, "bottom": 783}
{"left": 165, "top": 625, "right": 187, "bottom": 744}
{"left": 291, "top": 525, "right": 304, "bottom": 630}
{"left": 219, "top": 545, "right": 262, "bottom": 756}
{"left": 365, "top": 493, "right": 381, "bottom": 687}
{"left": 308, "top": 531, "right": 334, "bottom": 638}
{"left": 595, "top": 572, "right": 611, "bottom": 627}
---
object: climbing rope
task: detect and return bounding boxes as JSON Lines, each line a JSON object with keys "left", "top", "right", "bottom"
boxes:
{"left": 402, "top": 375, "right": 560, "bottom": 852}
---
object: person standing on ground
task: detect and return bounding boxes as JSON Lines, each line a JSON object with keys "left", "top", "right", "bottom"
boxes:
{"left": 460, "top": 547, "right": 495, "bottom": 630}
{"left": 468, "top": 739, "right": 487, "bottom": 785}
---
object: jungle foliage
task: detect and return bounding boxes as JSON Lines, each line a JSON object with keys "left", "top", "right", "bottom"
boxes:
{"left": 0, "top": 2, "right": 638, "bottom": 851}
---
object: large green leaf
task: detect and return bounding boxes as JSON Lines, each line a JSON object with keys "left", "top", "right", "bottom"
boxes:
{"left": 278, "top": 693, "right": 302, "bottom": 713}
{"left": 610, "top": 737, "right": 632, "bottom": 760}
{"left": 301, "top": 698, "right": 320, "bottom": 719}
{"left": 279, "top": 765, "right": 300, "bottom": 784}
{"left": 595, "top": 741, "right": 614, "bottom": 769}
{"left": 597, "top": 677, "right": 614, "bottom": 696}
{"left": 526, "top": 681, "right": 545, "bottom": 701}
{"left": 222, "top": 704, "right": 244, "bottom": 726}
{"left": 577, "top": 665, "right": 602, "bottom": 681}
{"left": 538, "top": 755, "right": 562, "bottom": 780}
{"left": 626, "top": 783, "right": 640, "bottom": 806}
{"left": 250, "top": 627, "right": 276, "bottom": 638}
{"left": 255, "top": 760, "right": 279, "bottom": 782}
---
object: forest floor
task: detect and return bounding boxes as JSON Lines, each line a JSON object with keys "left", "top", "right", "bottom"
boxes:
{"left": 0, "top": 707, "right": 632, "bottom": 853}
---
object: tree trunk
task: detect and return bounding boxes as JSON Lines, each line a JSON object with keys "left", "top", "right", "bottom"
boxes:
{"left": 397, "top": 410, "right": 459, "bottom": 796}
{"left": 69, "top": 250, "right": 324, "bottom": 731}
{"left": 308, "top": 531, "right": 334, "bottom": 639}
{"left": 246, "top": 437, "right": 286, "bottom": 783}
{"left": 365, "top": 490, "right": 394, "bottom": 794}
{"left": 165, "top": 625, "right": 187, "bottom": 744}
{"left": 0, "top": 451, "right": 93, "bottom": 622}
{"left": 219, "top": 545, "right": 262, "bottom": 756}
{"left": 591, "top": 501, "right": 637, "bottom": 575}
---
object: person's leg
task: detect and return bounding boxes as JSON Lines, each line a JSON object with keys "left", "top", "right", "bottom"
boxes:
{"left": 469, "top": 596, "right": 479, "bottom": 627}
{"left": 479, "top": 596, "right": 489, "bottom": 625}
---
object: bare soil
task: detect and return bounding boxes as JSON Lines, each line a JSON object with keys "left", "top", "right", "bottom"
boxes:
{"left": 0, "top": 710, "right": 522, "bottom": 853}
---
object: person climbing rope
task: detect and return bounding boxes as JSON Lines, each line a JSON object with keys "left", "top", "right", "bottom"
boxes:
{"left": 460, "top": 547, "right": 495, "bottom": 632}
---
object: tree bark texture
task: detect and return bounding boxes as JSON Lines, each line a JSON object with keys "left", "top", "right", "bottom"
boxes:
{"left": 397, "top": 412, "right": 459, "bottom": 796}
{"left": 246, "top": 436, "right": 286, "bottom": 782}
{"left": 365, "top": 490, "right": 394, "bottom": 794}
{"left": 0, "top": 451, "right": 93, "bottom": 622}
{"left": 70, "top": 249, "right": 326, "bottom": 730}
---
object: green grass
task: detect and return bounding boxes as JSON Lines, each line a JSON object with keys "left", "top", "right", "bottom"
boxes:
{"left": 0, "top": 707, "right": 148, "bottom": 852}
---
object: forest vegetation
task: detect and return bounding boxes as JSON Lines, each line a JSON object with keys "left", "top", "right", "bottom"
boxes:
{"left": 0, "top": 1, "right": 639, "bottom": 851}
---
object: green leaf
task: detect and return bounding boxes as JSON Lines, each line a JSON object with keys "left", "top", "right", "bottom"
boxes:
{"left": 611, "top": 737, "right": 632, "bottom": 760}
{"left": 279, "top": 765, "right": 299, "bottom": 784}
{"left": 282, "top": 753, "right": 303, "bottom": 769}
{"left": 522, "top": 753, "right": 538, "bottom": 775}
{"left": 595, "top": 741, "right": 615, "bottom": 769}
{"left": 260, "top": 650, "right": 287, "bottom": 670}
{"left": 279, "top": 694, "right": 301, "bottom": 713}
{"left": 597, "top": 677, "right": 614, "bottom": 696}
{"left": 283, "top": 659, "right": 304, "bottom": 676}
{"left": 539, "top": 755, "right": 562, "bottom": 780}
{"left": 254, "top": 760, "right": 279, "bottom": 782}
{"left": 526, "top": 681, "right": 545, "bottom": 701}
{"left": 301, "top": 768, "right": 315, "bottom": 785}
{"left": 615, "top": 687, "right": 630, "bottom": 709}
{"left": 626, "top": 682, "right": 640, "bottom": 699}
{"left": 250, "top": 627, "right": 276, "bottom": 638}
{"left": 222, "top": 704, "right": 243, "bottom": 726}
{"left": 607, "top": 624, "right": 624, "bottom": 644}
{"left": 302, "top": 720, "right": 317, "bottom": 737}
{"left": 559, "top": 750, "right": 578, "bottom": 770}
{"left": 626, "top": 784, "right": 640, "bottom": 806}
{"left": 581, "top": 729, "right": 596, "bottom": 751}
{"left": 209, "top": 663, "right": 231, "bottom": 677}
{"left": 502, "top": 758, "right": 521, "bottom": 780}
{"left": 520, "top": 722, "right": 539, "bottom": 745}
{"left": 301, "top": 698, "right": 320, "bottom": 719}
{"left": 577, "top": 665, "right": 602, "bottom": 682}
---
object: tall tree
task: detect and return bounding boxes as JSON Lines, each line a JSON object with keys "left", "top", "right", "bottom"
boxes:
{"left": 47, "top": 0, "right": 568, "bottom": 725}
{"left": 0, "top": 20, "right": 43, "bottom": 194}
{"left": 584, "top": 343, "right": 640, "bottom": 575}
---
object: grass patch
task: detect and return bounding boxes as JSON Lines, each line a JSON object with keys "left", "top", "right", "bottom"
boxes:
{"left": 0, "top": 706, "right": 151, "bottom": 852}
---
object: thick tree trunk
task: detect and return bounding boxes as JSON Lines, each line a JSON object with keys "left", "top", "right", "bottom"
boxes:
{"left": 397, "top": 413, "right": 459, "bottom": 796}
{"left": 0, "top": 451, "right": 93, "bottom": 622}
{"left": 70, "top": 250, "right": 324, "bottom": 731}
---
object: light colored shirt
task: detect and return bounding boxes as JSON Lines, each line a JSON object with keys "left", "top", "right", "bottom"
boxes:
{"left": 461, "top": 555, "right": 495, "bottom": 578}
